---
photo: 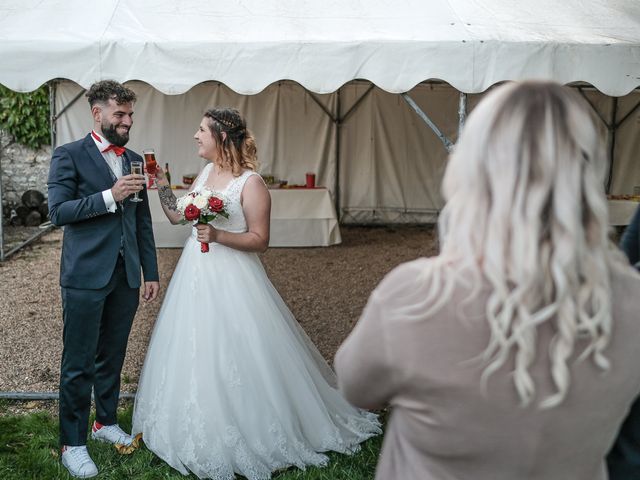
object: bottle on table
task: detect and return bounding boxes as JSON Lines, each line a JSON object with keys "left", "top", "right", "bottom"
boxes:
{"left": 165, "top": 163, "right": 172, "bottom": 186}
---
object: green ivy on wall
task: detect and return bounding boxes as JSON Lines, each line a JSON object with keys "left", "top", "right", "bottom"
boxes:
{"left": 0, "top": 84, "right": 50, "bottom": 149}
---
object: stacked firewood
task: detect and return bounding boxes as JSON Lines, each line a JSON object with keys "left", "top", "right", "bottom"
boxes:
{"left": 3, "top": 190, "right": 48, "bottom": 226}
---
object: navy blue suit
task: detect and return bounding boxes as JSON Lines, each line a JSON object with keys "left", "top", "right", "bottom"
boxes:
{"left": 607, "top": 204, "right": 640, "bottom": 479}
{"left": 48, "top": 134, "right": 158, "bottom": 446}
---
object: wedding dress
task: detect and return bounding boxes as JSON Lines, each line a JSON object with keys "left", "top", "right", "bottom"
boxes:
{"left": 132, "top": 164, "right": 380, "bottom": 479}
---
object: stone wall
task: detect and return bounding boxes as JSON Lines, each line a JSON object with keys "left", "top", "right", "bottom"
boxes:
{"left": 0, "top": 130, "right": 51, "bottom": 207}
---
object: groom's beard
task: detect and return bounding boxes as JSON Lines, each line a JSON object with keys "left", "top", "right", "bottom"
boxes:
{"left": 102, "top": 121, "right": 130, "bottom": 147}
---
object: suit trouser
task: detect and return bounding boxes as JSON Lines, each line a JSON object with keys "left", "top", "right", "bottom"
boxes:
{"left": 607, "top": 396, "right": 640, "bottom": 479}
{"left": 59, "top": 256, "right": 139, "bottom": 446}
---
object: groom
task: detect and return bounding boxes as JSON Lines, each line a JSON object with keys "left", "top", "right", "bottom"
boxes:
{"left": 47, "top": 80, "right": 159, "bottom": 478}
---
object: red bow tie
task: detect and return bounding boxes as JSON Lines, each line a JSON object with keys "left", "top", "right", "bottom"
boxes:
{"left": 102, "top": 144, "right": 126, "bottom": 156}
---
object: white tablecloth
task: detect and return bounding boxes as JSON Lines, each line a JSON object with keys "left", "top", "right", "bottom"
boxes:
{"left": 608, "top": 200, "right": 639, "bottom": 226}
{"left": 269, "top": 188, "right": 342, "bottom": 247}
{"left": 147, "top": 188, "right": 341, "bottom": 248}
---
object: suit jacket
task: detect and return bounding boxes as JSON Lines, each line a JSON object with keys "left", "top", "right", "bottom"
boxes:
{"left": 606, "top": 204, "right": 640, "bottom": 479}
{"left": 47, "top": 134, "right": 159, "bottom": 289}
{"left": 620, "top": 204, "right": 640, "bottom": 268}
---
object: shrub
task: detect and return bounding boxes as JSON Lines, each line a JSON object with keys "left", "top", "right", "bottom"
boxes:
{"left": 0, "top": 84, "right": 50, "bottom": 149}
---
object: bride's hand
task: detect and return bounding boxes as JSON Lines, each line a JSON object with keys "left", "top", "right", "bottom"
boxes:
{"left": 195, "top": 223, "right": 218, "bottom": 243}
{"left": 154, "top": 165, "right": 168, "bottom": 184}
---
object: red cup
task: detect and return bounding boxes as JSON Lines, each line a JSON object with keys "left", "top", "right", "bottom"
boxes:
{"left": 305, "top": 173, "right": 316, "bottom": 188}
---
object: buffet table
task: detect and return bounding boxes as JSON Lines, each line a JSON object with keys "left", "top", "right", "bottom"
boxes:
{"left": 147, "top": 188, "right": 341, "bottom": 248}
{"left": 608, "top": 199, "right": 639, "bottom": 226}
{"left": 269, "top": 188, "right": 341, "bottom": 247}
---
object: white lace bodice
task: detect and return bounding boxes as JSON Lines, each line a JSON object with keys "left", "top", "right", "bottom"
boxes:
{"left": 190, "top": 163, "right": 260, "bottom": 235}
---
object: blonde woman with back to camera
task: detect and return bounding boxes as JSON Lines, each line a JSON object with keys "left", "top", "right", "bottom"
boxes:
{"left": 335, "top": 81, "right": 640, "bottom": 480}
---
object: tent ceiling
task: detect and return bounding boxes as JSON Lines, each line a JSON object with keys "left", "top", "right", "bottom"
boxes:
{"left": 0, "top": 0, "right": 639, "bottom": 96}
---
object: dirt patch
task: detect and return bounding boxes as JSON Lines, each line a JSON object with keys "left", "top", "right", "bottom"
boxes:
{"left": 0, "top": 225, "right": 438, "bottom": 397}
{"left": 1, "top": 225, "right": 48, "bottom": 256}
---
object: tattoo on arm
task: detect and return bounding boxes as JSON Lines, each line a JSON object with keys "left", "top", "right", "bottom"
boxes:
{"left": 158, "top": 185, "right": 178, "bottom": 211}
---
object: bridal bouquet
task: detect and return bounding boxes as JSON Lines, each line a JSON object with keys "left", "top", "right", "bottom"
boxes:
{"left": 176, "top": 189, "right": 229, "bottom": 253}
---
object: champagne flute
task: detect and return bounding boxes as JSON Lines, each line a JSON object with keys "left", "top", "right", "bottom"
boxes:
{"left": 130, "top": 160, "right": 144, "bottom": 202}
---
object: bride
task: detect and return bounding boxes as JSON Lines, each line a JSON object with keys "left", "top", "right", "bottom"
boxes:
{"left": 132, "top": 108, "right": 380, "bottom": 479}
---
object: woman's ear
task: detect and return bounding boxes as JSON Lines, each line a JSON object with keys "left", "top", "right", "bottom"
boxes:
{"left": 221, "top": 132, "right": 227, "bottom": 142}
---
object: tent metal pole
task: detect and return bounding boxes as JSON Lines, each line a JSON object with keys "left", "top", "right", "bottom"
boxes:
{"left": 335, "top": 89, "right": 341, "bottom": 221}
{"left": 328, "top": 82, "right": 374, "bottom": 221}
{"left": 52, "top": 88, "right": 86, "bottom": 128}
{"left": 305, "top": 89, "right": 342, "bottom": 219}
{"left": 0, "top": 391, "right": 135, "bottom": 400}
{"left": 49, "top": 81, "right": 57, "bottom": 148}
{"left": 307, "top": 92, "right": 337, "bottom": 123}
{"left": 341, "top": 84, "right": 374, "bottom": 123}
{"left": 606, "top": 97, "right": 618, "bottom": 193}
{"left": 2, "top": 223, "right": 56, "bottom": 260}
{"left": 575, "top": 87, "right": 638, "bottom": 193}
{"left": 0, "top": 140, "right": 4, "bottom": 262}
{"left": 0, "top": 82, "right": 61, "bottom": 262}
{"left": 614, "top": 99, "right": 640, "bottom": 130}
{"left": 577, "top": 88, "right": 610, "bottom": 129}
{"left": 314, "top": 83, "right": 374, "bottom": 222}
{"left": 401, "top": 93, "right": 453, "bottom": 152}
{"left": 457, "top": 92, "right": 467, "bottom": 140}
{"left": 1, "top": 82, "right": 62, "bottom": 262}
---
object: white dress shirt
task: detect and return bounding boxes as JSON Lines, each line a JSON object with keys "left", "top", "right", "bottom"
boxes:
{"left": 91, "top": 130, "right": 122, "bottom": 213}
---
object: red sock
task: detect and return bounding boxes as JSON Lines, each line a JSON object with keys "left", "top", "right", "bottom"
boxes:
{"left": 92, "top": 421, "right": 104, "bottom": 432}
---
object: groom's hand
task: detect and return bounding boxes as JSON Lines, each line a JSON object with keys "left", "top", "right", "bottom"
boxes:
{"left": 142, "top": 281, "right": 160, "bottom": 303}
{"left": 112, "top": 174, "right": 145, "bottom": 202}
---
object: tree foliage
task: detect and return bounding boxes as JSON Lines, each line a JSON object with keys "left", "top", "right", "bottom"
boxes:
{"left": 0, "top": 84, "right": 50, "bottom": 149}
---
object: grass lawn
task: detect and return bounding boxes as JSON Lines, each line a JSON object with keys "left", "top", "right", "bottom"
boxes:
{"left": 0, "top": 401, "right": 384, "bottom": 480}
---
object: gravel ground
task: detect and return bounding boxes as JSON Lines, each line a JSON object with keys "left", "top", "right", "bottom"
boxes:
{"left": 0, "top": 225, "right": 438, "bottom": 398}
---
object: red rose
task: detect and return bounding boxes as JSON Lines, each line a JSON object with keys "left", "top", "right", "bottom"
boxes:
{"left": 184, "top": 204, "right": 201, "bottom": 221}
{"left": 209, "top": 196, "right": 224, "bottom": 213}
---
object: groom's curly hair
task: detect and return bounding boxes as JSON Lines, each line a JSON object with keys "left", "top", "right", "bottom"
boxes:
{"left": 86, "top": 80, "right": 137, "bottom": 107}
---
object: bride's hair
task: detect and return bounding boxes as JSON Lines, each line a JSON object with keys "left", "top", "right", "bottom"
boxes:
{"left": 203, "top": 108, "right": 258, "bottom": 175}
{"left": 432, "top": 81, "right": 626, "bottom": 408}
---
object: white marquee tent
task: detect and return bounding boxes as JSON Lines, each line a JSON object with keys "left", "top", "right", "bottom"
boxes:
{"left": 1, "top": 0, "right": 640, "bottom": 225}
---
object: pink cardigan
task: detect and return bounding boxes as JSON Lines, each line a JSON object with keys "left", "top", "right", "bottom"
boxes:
{"left": 336, "top": 257, "right": 640, "bottom": 480}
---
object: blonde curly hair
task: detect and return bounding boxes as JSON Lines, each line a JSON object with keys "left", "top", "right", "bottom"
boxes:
{"left": 432, "top": 81, "right": 626, "bottom": 408}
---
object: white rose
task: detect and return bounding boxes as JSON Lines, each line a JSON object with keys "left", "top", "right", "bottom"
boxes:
{"left": 176, "top": 195, "right": 190, "bottom": 212}
{"left": 193, "top": 195, "right": 208, "bottom": 209}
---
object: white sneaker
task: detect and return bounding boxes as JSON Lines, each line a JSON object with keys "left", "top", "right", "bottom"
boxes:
{"left": 90, "top": 421, "right": 134, "bottom": 446}
{"left": 61, "top": 445, "right": 98, "bottom": 478}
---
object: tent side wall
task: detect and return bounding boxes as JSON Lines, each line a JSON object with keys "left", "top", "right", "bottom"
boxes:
{"left": 609, "top": 91, "right": 640, "bottom": 195}
{"left": 55, "top": 80, "right": 338, "bottom": 200}
{"left": 54, "top": 80, "right": 640, "bottom": 224}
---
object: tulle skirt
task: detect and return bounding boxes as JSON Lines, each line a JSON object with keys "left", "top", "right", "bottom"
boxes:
{"left": 132, "top": 236, "right": 380, "bottom": 479}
